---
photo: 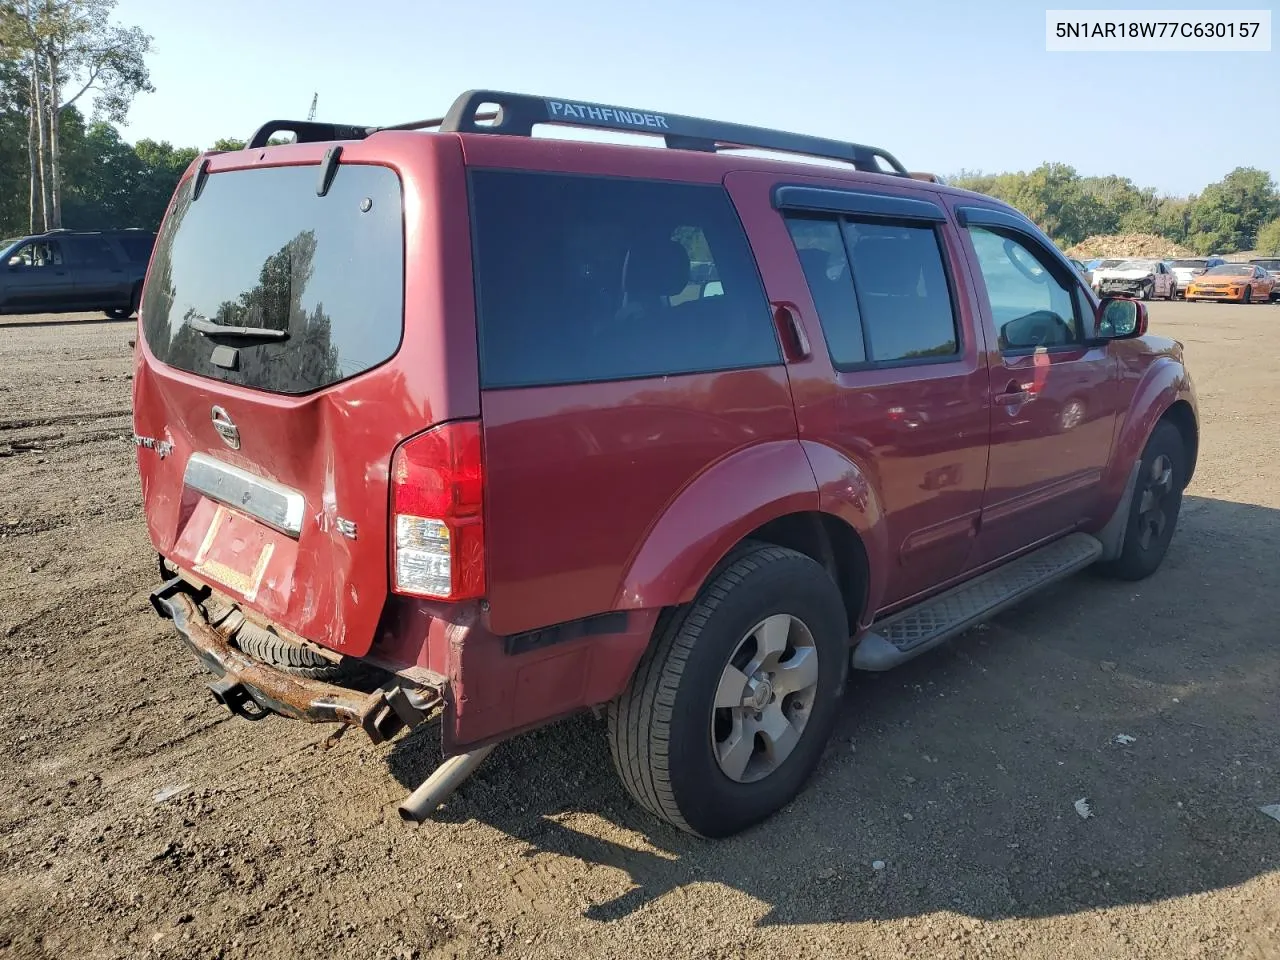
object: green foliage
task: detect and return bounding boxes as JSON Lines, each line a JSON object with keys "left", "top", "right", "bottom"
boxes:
{"left": 951, "top": 164, "right": 1279, "bottom": 254}
{"left": 1257, "top": 218, "right": 1280, "bottom": 256}
{"left": 1185, "top": 167, "right": 1280, "bottom": 254}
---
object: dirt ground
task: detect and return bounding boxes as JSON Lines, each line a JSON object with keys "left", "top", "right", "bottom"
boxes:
{"left": 1, "top": 301, "right": 1278, "bottom": 960}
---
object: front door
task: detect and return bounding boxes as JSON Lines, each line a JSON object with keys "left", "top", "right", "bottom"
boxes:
{"left": 1, "top": 239, "right": 72, "bottom": 311}
{"left": 959, "top": 214, "right": 1120, "bottom": 567}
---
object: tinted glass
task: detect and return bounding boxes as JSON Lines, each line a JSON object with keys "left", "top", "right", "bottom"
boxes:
{"left": 141, "top": 165, "right": 403, "bottom": 395}
{"left": 968, "top": 227, "right": 1081, "bottom": 350}
{"left": 1170, "top": 259, "right": 1206, "bottom": 268}
{"left": 1252, "top": 259, "right": 1280, "bottom": 270}
{"left": 119, "top": 234, "right": 155, "bottom": 263}
{"left": 67, "top": 237, "right": 117, "bottom": 268}
{"left": 787, "top": 217, "right": 865, "bottom": 365}
{"left": 470, "top": 171, "right": 778, "bottom": 389}
{"left": 845, "top": 221, "right": 958, "bottom": 361}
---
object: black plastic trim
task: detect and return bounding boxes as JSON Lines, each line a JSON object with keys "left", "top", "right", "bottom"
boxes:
{"left": 191, "top": 158, "right": 211, "bottom": 201}
{"left": 246, "top": 120, "right": 373, "bottom": 150}
{"left": 316, "top": 145, "right": 342, "bottom": 197}
{"left": 773, "top": 185, "right": 945, "bottom": 221}
{"left": 435, "top": 89, "right": 908, "bottom": 174}
{"left": 503, "top": 611, "right": 631, "bottom": 656}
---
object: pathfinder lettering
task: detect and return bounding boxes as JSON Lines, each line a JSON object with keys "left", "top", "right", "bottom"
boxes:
{"left": 546, "top": 100, "right": 670, "bottom": 130}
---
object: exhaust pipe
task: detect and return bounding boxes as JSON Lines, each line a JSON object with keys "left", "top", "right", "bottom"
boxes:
{"left": 397, "top": 743, "right": 497, "bottom": 823}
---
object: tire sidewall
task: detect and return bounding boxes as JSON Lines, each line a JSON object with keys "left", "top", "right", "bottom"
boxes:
{"left": 665, "top": 554, "right": 847, "bottom": 837}
{"left": 1119, "top": 422, "right": 1186, "bottom": 577}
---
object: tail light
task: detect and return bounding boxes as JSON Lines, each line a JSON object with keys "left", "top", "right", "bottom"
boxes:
{"left": 390, "top": 420, "right": 485, "bottom": 601}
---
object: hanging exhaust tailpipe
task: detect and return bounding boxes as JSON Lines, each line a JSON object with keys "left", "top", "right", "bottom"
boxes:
{"left": 397, "top": 743, "right": 498, "bottom": 822}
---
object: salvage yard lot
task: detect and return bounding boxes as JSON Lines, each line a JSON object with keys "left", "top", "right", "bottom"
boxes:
{"left": 1, "top": 302, "right": 1278, "bottom": 960}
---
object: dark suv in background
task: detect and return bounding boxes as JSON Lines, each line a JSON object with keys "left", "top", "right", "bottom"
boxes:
{"left": 0, "top": 228, "right": 155, "bottom": 318}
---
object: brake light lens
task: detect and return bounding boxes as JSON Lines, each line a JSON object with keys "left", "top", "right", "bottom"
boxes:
{"left": 390, "top": 420, "right": 485, "bottom": 600}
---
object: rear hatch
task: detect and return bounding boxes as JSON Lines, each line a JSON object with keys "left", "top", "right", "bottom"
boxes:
{"left": 133, "top": 137, "right": 477, "bottom": 656}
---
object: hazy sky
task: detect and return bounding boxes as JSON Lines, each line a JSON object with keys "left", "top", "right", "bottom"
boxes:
{"left": 108, "top": 0, "right": 1277, "bottom": 196}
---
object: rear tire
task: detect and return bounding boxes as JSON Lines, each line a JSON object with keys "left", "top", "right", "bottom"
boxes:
{"left": 1095, "top": 421, "right": 1186, "bottom": 581}
{"left": 608, "top": 545, "right": 848, "bottom": 838}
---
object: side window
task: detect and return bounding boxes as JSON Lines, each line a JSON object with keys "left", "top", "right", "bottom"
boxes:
{"left": 119, "top": 235, "right": 155, "bottom": 264}
{"left": 67, "top": 237, "right": 118, "bottom": 268}
{"left": 470, "top": 171, "right": 780, "bottom": 389}
{"left": 966, "top": 227, "right": 1082, "bottom": 352}
{"left": 786, "top": 218, "right": 865, "bottom": 365}
{"left": 785, "top": 214, "right": 959, "bottom": 367}
{"left": 6, "top": 241, "right": 62, "bottom": 268}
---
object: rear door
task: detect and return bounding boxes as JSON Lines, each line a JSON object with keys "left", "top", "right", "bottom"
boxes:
{"left": 133, "top": 136, "right": 475, "bottom": 656}
{"left": 466, "top": 164, "right": 797, "bottom": 637}
{"left": 953, "top": 205, "right": 1120, "bottom": 566}
{"left": 727, "top": 172, "right": 993, "bottom": 611}
{"left": 64, "top": 235, "right": 127, "bottom": 306}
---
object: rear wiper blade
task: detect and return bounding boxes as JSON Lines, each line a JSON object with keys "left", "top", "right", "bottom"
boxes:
{"left": 190, "top": 319, "right": 289, "bottom": 341}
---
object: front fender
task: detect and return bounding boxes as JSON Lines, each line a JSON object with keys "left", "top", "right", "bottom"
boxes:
{"left": 614, "top": 440, "right": 820, "bottom": 609}
{"left": 1102, "top": 355, "right": 1197, "bottom": 505}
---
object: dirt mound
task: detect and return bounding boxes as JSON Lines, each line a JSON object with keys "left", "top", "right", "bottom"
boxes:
{"left": 1067, "top": 233, "right": 1196, "bottom": 260}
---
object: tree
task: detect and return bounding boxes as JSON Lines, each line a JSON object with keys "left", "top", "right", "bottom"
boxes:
{"left": 1187, "top": 167, "right": 1280, "bottom": 254}
{"left": 1257, "top": 218, "right": 1280, "bottom": 257}
{"left": 0, "top": 0, "right": 152, "bottom": 229}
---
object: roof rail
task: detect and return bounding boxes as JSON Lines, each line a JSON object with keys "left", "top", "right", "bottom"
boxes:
{"left": 244, "top": 90, "right": 909, "bottom": 175}
{"left": 246, "top": 120, "right": 375, "bottom": 149}
{"left": 383, "top": 90, "right": 908, "bottom": 175}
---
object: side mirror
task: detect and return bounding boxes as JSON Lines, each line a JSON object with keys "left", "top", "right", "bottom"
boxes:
{"left": 1095, "top": 297, "right": 1147, "bottom": 340}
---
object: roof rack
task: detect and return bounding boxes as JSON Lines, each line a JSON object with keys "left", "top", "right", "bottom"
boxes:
{"left": 246, "top": 90, "right": 909, "bottom": 175}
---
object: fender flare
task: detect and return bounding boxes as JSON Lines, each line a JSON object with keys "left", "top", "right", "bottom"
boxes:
{"left": 1101, "top": 357, "right": 1196, "bottom": 503}
{"left": 614, "top": 439, "right": 886, "bottom": 627}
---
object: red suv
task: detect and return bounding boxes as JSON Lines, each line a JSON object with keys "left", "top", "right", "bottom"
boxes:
{"left": 135, "top": 90, "right": 1199, "bottom": 838}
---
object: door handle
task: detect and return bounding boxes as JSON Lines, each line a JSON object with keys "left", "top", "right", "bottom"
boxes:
{"left": 994, "top": 380, "right": 1029, "bottom": 404}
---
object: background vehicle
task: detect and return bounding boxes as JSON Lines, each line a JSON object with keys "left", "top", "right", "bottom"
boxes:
{"left": 1248, "top": 258, "right": 1280, "bottom": 299}
{"left": 1185, "top": 262, "right": 1276, "bottom": 303}
{"left": 1169, "top": 256, "right": 1227, "bottom": 298}
{"left": 136, "top": 90, "right": 1199, "bottom": 838}
{"left": 0, "top": 228, "right": 156, "bottom": 318}
{"left": 1091, "top": 258, "right": 1177, "bottom": 299}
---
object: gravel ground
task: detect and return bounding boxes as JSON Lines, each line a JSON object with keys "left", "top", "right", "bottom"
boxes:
{"left": 1, "top": 302, "right": 1278, "bottom": 960}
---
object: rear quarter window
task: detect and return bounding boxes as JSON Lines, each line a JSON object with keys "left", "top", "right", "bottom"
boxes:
{"left": 469, "top": 171, "right": 779, "bottom": 389}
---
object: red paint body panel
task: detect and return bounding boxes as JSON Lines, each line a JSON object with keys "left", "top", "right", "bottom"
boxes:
{"left": 725, "top": 171, "right": 993, "bottom": 615}
{"left": 478, "top": 369, "right": 799, "bottom": 637}
{"left": 134, "top": 126, "right": 1200, "bottom": 755}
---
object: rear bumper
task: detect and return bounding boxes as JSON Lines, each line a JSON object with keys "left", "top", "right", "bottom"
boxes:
{"left": 149, "top": 576, "right": 443, "bottom": 744}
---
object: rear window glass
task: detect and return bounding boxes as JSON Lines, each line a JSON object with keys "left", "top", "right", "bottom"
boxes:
{"left": 470, "top": 171, "right": 779, "bottom": 389}
{"left": 141, "top": 164, "right": 403, "bottom": 395}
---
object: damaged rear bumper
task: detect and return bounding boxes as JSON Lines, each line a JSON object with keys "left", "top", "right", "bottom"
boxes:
{"left": 149, "top": 576, "right": 443, "bottom": 744}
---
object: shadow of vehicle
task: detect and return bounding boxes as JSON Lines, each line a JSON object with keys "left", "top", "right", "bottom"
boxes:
{"left": 387, "top": 494, "right": 1280, "bottom": 926}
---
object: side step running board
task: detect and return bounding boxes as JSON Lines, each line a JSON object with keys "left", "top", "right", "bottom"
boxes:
{"left": 852, "top": 533, "right": 1103, "bottom": 671}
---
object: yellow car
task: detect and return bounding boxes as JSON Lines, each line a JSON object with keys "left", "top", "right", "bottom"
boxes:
{"left": 1185, "top": 263, "right": 1277, "bottom": 303}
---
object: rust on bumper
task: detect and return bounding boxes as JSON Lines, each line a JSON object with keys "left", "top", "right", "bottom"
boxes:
{"left": 150, "top": 576, "right": 442, "bottom": 745}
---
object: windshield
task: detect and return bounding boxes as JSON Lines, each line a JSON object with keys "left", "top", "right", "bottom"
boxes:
{"left": 1204, "top": 264, "right": 1253, "bottom": 277}
{"left": 1170, "top": 259, "right": 1206, "bottom": 268}
{"left": 1097, "top": 259, "right": 1126, "bottom": 268}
